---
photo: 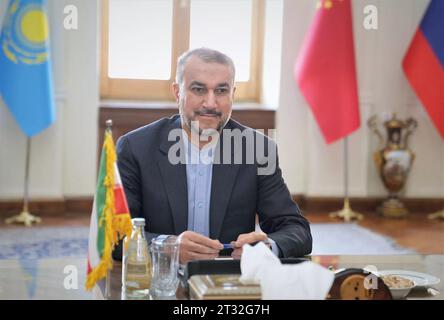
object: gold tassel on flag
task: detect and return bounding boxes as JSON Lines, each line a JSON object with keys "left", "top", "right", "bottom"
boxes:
{"left": 86, "top": 120, "right": 132, "bottom": 291}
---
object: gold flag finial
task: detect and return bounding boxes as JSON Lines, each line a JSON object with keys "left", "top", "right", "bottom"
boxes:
{"left": 324, "top": 0, "right": 332, "bottom": 9}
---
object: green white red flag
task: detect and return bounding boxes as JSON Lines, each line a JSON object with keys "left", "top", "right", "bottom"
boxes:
{"left": 86, "top": 128, "right": 132, "bottom": 290}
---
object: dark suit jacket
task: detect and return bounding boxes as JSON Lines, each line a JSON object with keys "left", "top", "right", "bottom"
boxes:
{"left": 115, "top": 114, "right": 312, "bottom": 258}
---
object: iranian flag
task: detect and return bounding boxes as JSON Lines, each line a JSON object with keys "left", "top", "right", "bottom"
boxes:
{"left": 86, "top": 128, "right": 132, "bottom": 290}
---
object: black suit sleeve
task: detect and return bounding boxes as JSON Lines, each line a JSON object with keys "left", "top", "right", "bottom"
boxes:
{"left": 116, "top": 135, "right": 142, "bottom": 219}
{"left": 113, "top": 135, "right": 158, "bottom": 260}
{"left": 116, "top": 135, "right": 168, "bottom": 241}
{"left": 256, "top": 142, "right": 312, "bottom": 258}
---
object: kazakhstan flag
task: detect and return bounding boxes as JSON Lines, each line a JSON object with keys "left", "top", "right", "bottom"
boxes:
{"left": 0, "top": 0, "right": 55, "bottom": 137}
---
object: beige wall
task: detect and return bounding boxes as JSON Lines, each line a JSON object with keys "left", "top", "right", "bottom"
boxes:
{"left": 0, "top": 0, "right": 442, "bottom": 201}
{"left": 0, "top": 0, "right": 99, "bottom": 199}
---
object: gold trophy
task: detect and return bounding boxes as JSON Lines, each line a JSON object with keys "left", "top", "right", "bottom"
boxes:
{"left": 368, "top": 114, "right": 417, "bottom": 218}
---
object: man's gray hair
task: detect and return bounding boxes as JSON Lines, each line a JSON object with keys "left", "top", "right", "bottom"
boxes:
{"left": 175, "top": 48, "right": 236, "bottom": 86}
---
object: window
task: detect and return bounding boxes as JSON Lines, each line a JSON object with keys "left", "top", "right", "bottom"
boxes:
{"left": 101, "top": 0, "right": 265, "bottom": 101}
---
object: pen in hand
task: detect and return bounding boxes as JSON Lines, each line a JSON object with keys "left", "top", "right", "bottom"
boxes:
{"left": 221, "top": 241, "right": 266, "bottom": 250}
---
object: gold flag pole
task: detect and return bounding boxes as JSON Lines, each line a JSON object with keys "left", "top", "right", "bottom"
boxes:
{"left": 105, "top": 269, "right": 112, "bottom": 299}
{"left": 5, "top": 137, "right": 42, "bottom": 227}
{"left": 329, "top": 136, "right": 363, "bottom": 222}
{"left": 428, "top": 209, "right": 444, "bottom": 220}
{"left": 104, "top": 119, "right": 113, "bottom": 299}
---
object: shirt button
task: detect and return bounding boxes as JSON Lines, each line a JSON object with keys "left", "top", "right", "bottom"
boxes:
{"left": 198, "top": 202, "right": 204, "bottom": 208}
{"left": 198, "top": 171, "right": 203, "bottom": 176}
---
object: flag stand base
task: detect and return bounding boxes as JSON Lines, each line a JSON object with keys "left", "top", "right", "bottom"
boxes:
{"left": 428, "top": 209, "right": 444, "bottom": 220}
{"left": 5, "top": 210, "right": 42, "bottom": 227}
{"left": 329, "top": 198, "right": 363, "bottom": 222}
{"left": 5, "top": 137, "right": 41, "bottom": 227}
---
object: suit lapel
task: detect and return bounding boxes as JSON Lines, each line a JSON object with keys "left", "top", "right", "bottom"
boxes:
{"left": 210, "top": 121, "right": 241, "bottom": 239}
{"left": 156, "top": 117, "right": 241, "bottom": 238}
{"left": 156, "top": 117, "right": 188, "bottom": 235}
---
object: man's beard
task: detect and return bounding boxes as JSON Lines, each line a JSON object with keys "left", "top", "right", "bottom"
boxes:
{"left": 180, "top": 103, "right": 230, "bottom": 137}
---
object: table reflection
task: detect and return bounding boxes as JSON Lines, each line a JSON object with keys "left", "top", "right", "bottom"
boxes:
{"left": 0, "top": 255, "right": 442, "bottom": 300}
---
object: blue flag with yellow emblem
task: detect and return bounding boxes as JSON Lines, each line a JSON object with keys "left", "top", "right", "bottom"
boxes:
{"left": 0, "top": 0, "right": 55, "bottom": 137}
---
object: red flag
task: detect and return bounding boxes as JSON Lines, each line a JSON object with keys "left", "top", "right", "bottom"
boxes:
{"left": 294, "top": 0, "right": 360, "bottom": 144}
{"left": 402, "top": 0, "right": 444, "bottom": 140}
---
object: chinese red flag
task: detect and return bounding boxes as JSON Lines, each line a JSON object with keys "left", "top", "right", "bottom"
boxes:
{"left": 294, "top": 0, "right": 360, "bottom": 144}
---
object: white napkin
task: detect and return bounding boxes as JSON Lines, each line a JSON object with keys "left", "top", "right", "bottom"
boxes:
{"left": 239, "top": 242, "right": 334, "bottom": 300}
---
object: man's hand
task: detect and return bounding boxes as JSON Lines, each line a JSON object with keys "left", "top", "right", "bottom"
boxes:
{"left": 230, "top": 231, "right": 270, "bottom": 259}
{"left": 178, "top": 231, "right": 224, "bottom": 264}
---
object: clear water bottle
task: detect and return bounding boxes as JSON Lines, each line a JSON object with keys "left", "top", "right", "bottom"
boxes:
{"left": 122, "top": 218, "right": 152, "bottom": 299}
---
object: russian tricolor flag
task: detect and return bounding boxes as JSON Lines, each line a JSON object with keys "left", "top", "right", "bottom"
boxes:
{"left": 403, "top": 0, "right": 444, "bottom": 140}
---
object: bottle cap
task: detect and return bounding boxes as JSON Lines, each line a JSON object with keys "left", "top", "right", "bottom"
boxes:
{"left": 132, "top": 218, "right": 145, "bottom": 226}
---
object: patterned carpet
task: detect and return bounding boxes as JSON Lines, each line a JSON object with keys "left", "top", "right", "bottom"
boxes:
{"left": 0, "top": 223, "right": 415, "bottom": 260}
{"left": 0, "top": 227, "right": 88, "bottom": 260}
{"left": 310, "top": 223, "right": 415, "bottom": 255}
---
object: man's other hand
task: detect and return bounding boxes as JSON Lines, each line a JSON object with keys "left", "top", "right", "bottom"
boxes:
{"left": 178, "top": 231, "right": 224, "bottom": 264}
{"left": 230, "top": 231, "right": 269, "bottom": 259}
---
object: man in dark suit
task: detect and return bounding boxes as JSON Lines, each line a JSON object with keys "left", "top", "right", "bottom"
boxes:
{"left": 116, "top": 48, "right": 312, "bottom": 263}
